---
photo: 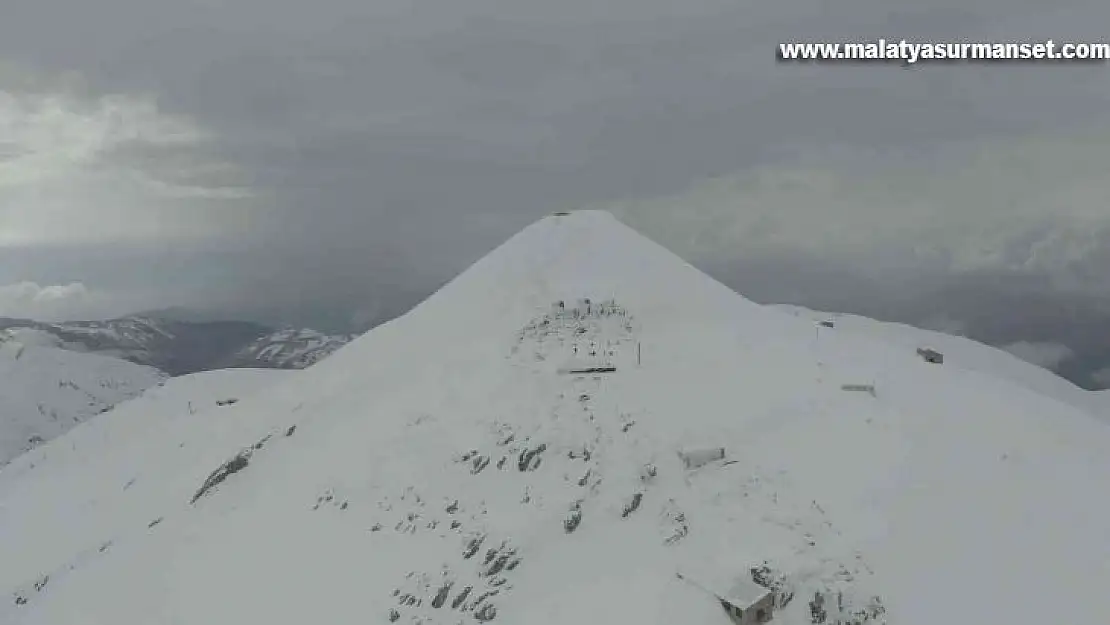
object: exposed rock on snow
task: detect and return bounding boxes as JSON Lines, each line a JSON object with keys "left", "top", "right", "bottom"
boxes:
{"left": 190, "top": 448, "right": 253, "bottom": 505}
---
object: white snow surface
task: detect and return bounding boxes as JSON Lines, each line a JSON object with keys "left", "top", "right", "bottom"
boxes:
{"left": 3, "top": 210, "right": 1110, "bottom": 625}
{"left": 773, "top": 305, "right": 1110, "bottom": 422}
{"left": 0, "top": 341, "right": 165, "bottom": 466}
{"left": 0, "top": 367, "right": 293, "bottom": 601}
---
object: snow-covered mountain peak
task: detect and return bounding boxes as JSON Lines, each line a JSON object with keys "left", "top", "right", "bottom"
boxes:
{"left": 4, "top": 212, "right": 1110, "bottom": 625}
{"left": 321, "top": 210, "right": 788, "bottom": 377}
{"left": 412, "top": 210, "right": 767, "bottom": 328}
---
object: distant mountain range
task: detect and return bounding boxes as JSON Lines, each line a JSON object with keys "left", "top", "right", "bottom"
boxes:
{"left": 0, "top": 315, "right": 356, "bottom": 376}
{"left": 230, "top": 327, "right": 356, "bottom": 369}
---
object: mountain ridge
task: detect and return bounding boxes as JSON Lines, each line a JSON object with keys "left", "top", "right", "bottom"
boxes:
{"left": 3, "top": 210, "right": 1109, "bottom": 625}
{"left": 0, "top": 315, "right": 353, "bottom": 376}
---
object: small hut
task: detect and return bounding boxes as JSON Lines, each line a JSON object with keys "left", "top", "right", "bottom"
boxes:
{"left": 677, "top": 570, "right": 775, "bottom": 624}
{"left": 678, "top": 447, "right": 726, "bottom": 470}
{"left": 719, "top": 578, "right": 775, "bottom": 624}
{"left": 916, "top": 347, "right": 944, "bottom": 364}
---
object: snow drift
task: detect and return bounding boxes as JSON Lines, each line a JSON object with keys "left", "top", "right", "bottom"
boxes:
{"left": 3, "top": 210, "right": 1110, "bottom": 625}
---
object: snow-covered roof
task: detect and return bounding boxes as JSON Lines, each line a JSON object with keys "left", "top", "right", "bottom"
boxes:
{"left": 676, "top": 568, "right": 771, "bottom": 608}
{"left": 722, "top": 578, "right": 773, "bottom": 606}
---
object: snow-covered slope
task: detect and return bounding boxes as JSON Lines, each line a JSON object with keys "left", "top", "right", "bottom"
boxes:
{"left": 772, "top": 305, "right": 1110, "bottom": 422}
{"left": 0, "top": 341, "right": 165, "bottom": 466}
{"left": 4, "top": 211, "right": 1110, "bottom": 625}
{"left": 1091, "top": 390, "right": 1110, "bottom": 419}
{"left": 229, "top": 327, "right": 355, "bottom": 369}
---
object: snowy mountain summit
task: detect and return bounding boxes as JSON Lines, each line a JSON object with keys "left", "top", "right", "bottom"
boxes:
{"left": 4, "top": 210, "right": 1110, "bottom": 625}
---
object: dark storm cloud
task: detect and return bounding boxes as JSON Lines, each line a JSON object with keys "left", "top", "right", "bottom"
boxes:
{"left": 4, "top": 0, "right": 1110, "bottom": 383}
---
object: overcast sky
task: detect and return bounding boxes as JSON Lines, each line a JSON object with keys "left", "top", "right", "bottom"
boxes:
{"left": 3, "top": 0, "right": 1110, "bottom": 384}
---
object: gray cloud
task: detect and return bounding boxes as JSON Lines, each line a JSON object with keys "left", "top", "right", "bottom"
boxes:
{"left": 0, "top": 282, "right": 102, "bottom": 320}
{"left": 1093, "top": 368, "right": 1110, "bottom": 387}
{"left": 4, "top": 0, "right": 1110, "bottom": 383}
{"left": 1000, "top": 341, "right": 1076, "bottom": 370}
